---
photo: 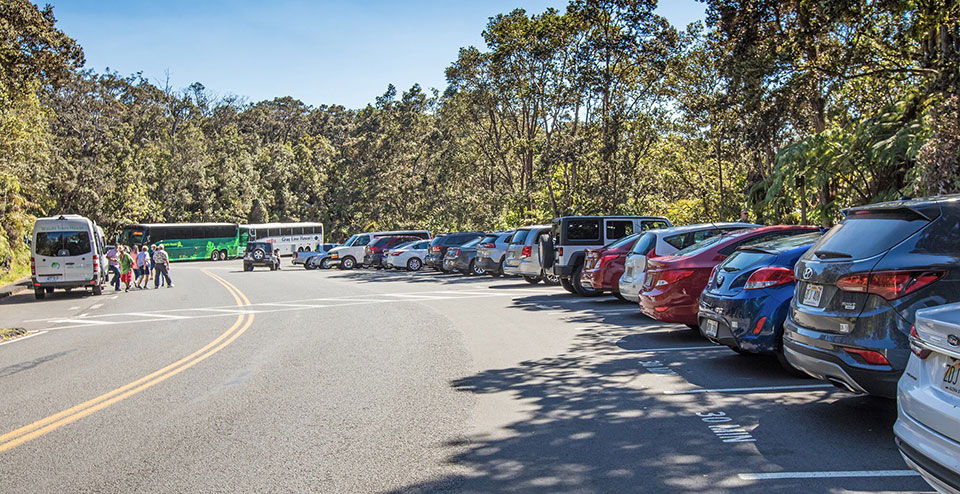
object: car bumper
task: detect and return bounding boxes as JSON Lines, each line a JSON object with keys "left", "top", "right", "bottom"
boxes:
{"left": 478, "top": 256, "right": 500, "bottom": 273}
{"left": 553, "top": 264, "right": 574, "bottom": 278}
{"left": 424, "top": 254, "right": 443, "bottom": 269}
{"left": 639, "top": 287, "right": 699, "bottom": 325}
{"left": 783, "top": 319, "right": 902, "bottom": 398}
{"left": 698, "top": 289, "right": 791, "bottom": 355}
{"left": 32, "top": 278, "right": 98, "bottom": 289}
{"left": 618, "top": 278, "right": 641, "bottom": 303}
{"left": 896, "top": 402, "right": 960, "bottom": 494}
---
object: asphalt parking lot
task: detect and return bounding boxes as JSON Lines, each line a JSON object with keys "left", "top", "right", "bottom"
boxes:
{"left": 0, "top": 261, "right": 932, "bottom": 493}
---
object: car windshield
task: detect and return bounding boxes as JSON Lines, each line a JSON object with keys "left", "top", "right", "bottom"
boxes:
{"left": 344, "top": 234, "right": 359, "bottom": 246}
{"left": 35, "top": 231, "right": 91, "bottom": 257}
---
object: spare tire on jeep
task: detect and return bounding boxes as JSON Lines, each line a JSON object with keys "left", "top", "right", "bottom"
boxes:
{"left": 539, "top": 234, "right": 555, "bottom": 270}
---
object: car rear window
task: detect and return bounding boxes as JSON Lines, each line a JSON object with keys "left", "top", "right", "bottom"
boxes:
{"left": 510, "top": 229, "right": 530, "bottom": 244}
{"left": 629, "top": 233, "right": 657, "bottom": 255}
{"left": 812, "top": 213, "right": 929, "bottom": 260}
{"left": 567, "top": 219, "right": 600, "bottom": 241}
{"left": 673, "top": 232, "right": 729, "bottom": 257}
{"left": 463, "top": 238, "right": 482, "bottom": 248}
{"left": 35, "top": 231, "right": 91, "bottom": 257}
{"left": 605, "top": 233, "right": 640, "bottom": 250}
{"left": 720, "top": 250, "right": 774, "bottom": 272}
{"left": 481, "top": 234, "right": 499, "bottom": 244}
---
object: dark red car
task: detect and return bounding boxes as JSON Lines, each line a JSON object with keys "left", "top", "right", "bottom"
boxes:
{"left": 639, "top": 225, "right": 819, "bottom": 326}
{"left": 580, "top": 233, "right": 643, "bottom": 300}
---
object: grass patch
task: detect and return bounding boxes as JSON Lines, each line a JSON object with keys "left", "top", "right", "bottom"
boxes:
{"left": 0, "top": 328, "right": 28, "bottom": 342}
{"left": 0, "top": 249, "right": 30, "bottom": 287}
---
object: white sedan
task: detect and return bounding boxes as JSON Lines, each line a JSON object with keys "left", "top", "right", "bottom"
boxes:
{"left": 385, "top": 240, "right": 431, "bottom": 271}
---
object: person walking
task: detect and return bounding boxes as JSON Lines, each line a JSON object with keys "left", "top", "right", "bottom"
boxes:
{"left": 136, "top": 246, "right": 151, "bottom": 289}
{"left": 154, "top": 244, "right": 172, "bottom": 288}
{"left": 119, "top": 246, "right": 134, "bottom": 292}
{"left": 106, "top": 244, "right": 121, "bottom": 291}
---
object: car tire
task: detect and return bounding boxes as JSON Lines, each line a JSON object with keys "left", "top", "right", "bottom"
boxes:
{"left": 340, "top": 256, "right": 356, "bottom": 270}
{"left": 92, "top": 284, "right": 102, "bottom": 296}
{"left": 35, "top": 287, "right": 45, "bottom": 300}
{"left": 614, "top": 289, "right": 628, "bottom": 302}
{"left": 470, "top": 260, "right": 485, "bottom": 276}
{"left": 523, "top": 275, "right": 541, "bottom": 284}
{"left": 252, "top": 249, "right": 265, "bottom": 262}
{"left": 407, "top": 257, "right": 422, "bottom": 271}
{"left": 539, "top": 235, "right": 555, "bottom": 270}
{"left": 244, "top": 263, "right": 253, "bottom": 272}
{"left": 320, "top": 258, "right": 331, "bottom": 269}
{"left": 572, "top": 263, "right": 601, "bottom": 297}
{"left": 45, "top": 287, "right": 54, "bottom": 294}
{"left": 489, "top": 258, "right": 504, "bottom": 277}
{"left": 304, "top": 257, "right": 318, "bottom": 270}
{"left": 685, "top": 324, "right": 700, "bottom": 331}
{"left": 776, "top": 341, "right": 808, "bottom": 377}
{"left": 542, "top": 271, "right": 560, "bottom": 286}
{"left": 559, "top": 277, "right": 577, "bottom": 294}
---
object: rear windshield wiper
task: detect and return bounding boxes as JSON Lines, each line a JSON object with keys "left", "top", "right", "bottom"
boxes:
{"left": 814, "top": 250, "right": 853, "bottom": 259}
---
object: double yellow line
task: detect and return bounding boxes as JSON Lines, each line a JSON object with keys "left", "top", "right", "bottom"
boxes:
{"left": 0, "top": 269, "right": 254, "bottom": 453}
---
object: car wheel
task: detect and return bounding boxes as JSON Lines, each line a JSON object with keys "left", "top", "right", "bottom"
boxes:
{"left": 559, "top": 278, "right": 577, "bottom": 294}
{"left": 304, "top": 257, "right": 318, "bottom": 270}
{"left": 92, "top": 284, "right": 102, "bottom": 296}
{"left": 407, "top": 257, "right": 422, "bottom": 271}
{"left": 685, "top": 324, "right": 700, "bottom": 331}
{"left": 210, "top": 250, "right": 221, "bottom": 261}
{"left": 320, "top": 258, "right": 331, "bottom": 269}
{"left": 523, "top": 275, "right": 541, "bottom": 284}
{"left": 252, "top": 249, "right": 265, "bottom": 261}
{"left": 542, "top": 271, "right": 560, "bottom": 286}
{"left": 340, "top": 256, "right": 356, "bottom": 270}
{"left": 244, "top": 263, "right": 253, "bottom": 272}
{"left": 35, "top": 287, "right": 45, "bottom": 300}
{"left": 776, "top": 338, "right": 808, "bottom": 376}
{"left": 613, "top": 289, "right": 628, "bottom": 302}
{"left": 45, "top": 287, "right": 54, "bottom": 294}
{"left": 572, "top": 263, "right": 602, "bottom": 297}
{"left": 470, "top": 260, "right": 486, "bottom": 276}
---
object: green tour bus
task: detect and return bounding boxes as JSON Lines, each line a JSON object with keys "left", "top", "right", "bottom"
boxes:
{"left": 118, "top": 223, "right": 248, "bottom": 261}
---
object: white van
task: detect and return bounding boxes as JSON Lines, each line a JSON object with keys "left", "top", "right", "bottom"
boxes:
{"left": 31, "top": 214, "right": 108, "bottom": 299}
{"left": 327, "top": 230, "right": 431, "bottom": 270}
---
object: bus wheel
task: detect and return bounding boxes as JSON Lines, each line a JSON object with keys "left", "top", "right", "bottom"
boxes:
{"left": 35, "top": 287, "right": 45, "bottom": 300}
{"left": 220, "top": 249, "right": 228, "bottom": 260}
{"left": 210, "top": 250, "right": 221, "bottom": 261}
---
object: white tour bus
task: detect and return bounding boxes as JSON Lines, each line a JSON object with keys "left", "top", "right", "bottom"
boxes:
{"left": 243, "top": 222, "right": 325, "bottom": 256}
{"left": 31, "top": 214, "right": 108, "bottom": 299}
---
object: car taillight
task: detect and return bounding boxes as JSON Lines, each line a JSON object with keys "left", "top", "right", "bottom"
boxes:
{"left": 842, "top": 347, "right": 890, "bottom": 366}
{"left": 744, "top": 267, "right": 795, "bottom": 290}
{"left": 909, "top": 324, "right": 931, "bottom": 359}
{"left": 93, "top": 254, "right": 99, "bottom": 274}
{"left": 521, "top": 246, "right": 532, "bottom": 258}
{"left": 30, "top": 257, "right": 36, "bottom": 276}
{"left": 708, "top": 265, "right": 719, "bottom": 285}
{"left": 837, "top": 270, "right": 945, "bottom": 300}
{"left": 597, "top": 254, "right": 619, "bottom": 268}
{"left": 558, "top": 247, "right": 563, "bottom": 256}
{"left": 655, "top": 269, "right": 694, "bottom": 287}
{"left": 432, "top": 246, "right": 441, "bottom": 252}
{"left": 482, "top": 243, "right": 495, "bottom": 248}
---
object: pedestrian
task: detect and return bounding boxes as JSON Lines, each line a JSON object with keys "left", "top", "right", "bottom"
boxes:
{"left": 154, "top": 244, "right": 172, "bottom": 288}
{"left": 106, "top": 244, "right": 121, "bottom": 291}
{"left": 119, "top": 246, "right": 134, "bottom": 292}
{"left": 152, "top": 244, "right": 165, "bottom": 287}
{"left": 274, "top": 249, "right": 282, "bottom": 270}
{"left": 136, "top": 245, "right": 151, "bottom": 289}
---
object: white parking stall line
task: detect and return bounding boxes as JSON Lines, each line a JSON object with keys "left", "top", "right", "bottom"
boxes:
{"left": 618, "top": 345, "right": 728, "bottom": 353}
{"left": 0, "top": 331, "right": 48, "bottom": 346}
{"left": 124, "top": 312, "right": 189, "bottom": 320}
{"left": 49, "top": 319, "right": 111, "bottom": 326}
{"left": 737, "top": 470, "right": 920, "bottom": 480}
{"left": 664, "top": 384, "right": 835, "bottom": 395}
{"left": 383, "top": 293, "right": 452, "bottom": 300}
{"left": 257, "top": 303, "right": 330, "bottom": 308}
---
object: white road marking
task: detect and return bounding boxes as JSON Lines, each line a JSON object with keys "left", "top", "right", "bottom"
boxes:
{"left": 124, "top": 312, "right": 189, "bottom": 320}
{"left": 110, "top": 295, "right": 119, "bottom": 300}
{"left": 618, "top": 345, "right": 726, "bottom": 353}
{"left": 0, "top": 331, "right": 48, "bottom": 346}
{"left": 68, "top": 306, "right": 79, "bottom": 311}
{"left": 89, "top": 303, "right": 102, "bottom": 310}
{"left": 737, "top": 470, "right": 920, "bottom": 480}
{"left": 664, "top": 384, "right": 835, "bottom": 395}
{"left": 257, "top": 303, "right": 330, "bottom": 308}
{"left": 49, "top": 319, "right": 110, "bottom": 326}
{"left": 78, "top": 313, "right": 89, "bottom": 318}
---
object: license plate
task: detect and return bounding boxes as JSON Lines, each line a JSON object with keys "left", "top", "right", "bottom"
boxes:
{"left": 703, "top": 319, "right": 719, "bottom": 338}
{"left": 943, "top": 359, "right": 960, "bottom": 396}
{"left": 42, "top": 275, "right": 61, "bottom": 282}
{"left": 645, "top": 273, "right": 655, "bottom": 287}
{"left": 802, "top": 284, "right": 823, "bottom": 307}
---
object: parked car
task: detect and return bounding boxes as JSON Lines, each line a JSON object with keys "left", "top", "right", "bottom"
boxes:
{"left": 698, "top": 232, "right": 823, "bottom": 372}
{"left": 579, "top": 233, "right": 644, "bottom": 300}
{"left": 385, "top": 240, "right": 431, "bottom": 271}
{"left": 619, "top": 223, "right": 759, "bottom": 304}
{"left": 640, "top": 225, "right": 819, "bottom": 327}
{"left": 784, "top": 195, "right": 960, "bottom": 398}
{"left": 31, "top": 214, "right": 109, "bottom": 299}
{"left": 541, "top": 216, "right": 671, "bottom": 296}
{"left": 294, "top": 243, "right": 338, "bottom": 269}
{"left": 363, "top": 235, "right": 421, "bottom": 268}
{"left": 503, "top": 225, "right": 557, "bottom": 284}
{"left": 327, "top": 230, "right": 431, "bottom": 270}
{"left": 425, "top": 232, "right": 484, "bottom": 272}
{"left": 444, "top": 237, "right": 488, "bottom": 275}
{"left": 895, "top": 302, "right": 960, "bottom": 494}
{"left": 243, "top": 241, "right": 281, "bottom": 271}
{"left": 476, "top": 231, "right": 514, "bottom": 277}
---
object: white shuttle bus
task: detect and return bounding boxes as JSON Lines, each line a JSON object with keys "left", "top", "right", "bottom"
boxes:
{"left": 243, "top": 222, "right": 325, "bottom": 256}
{"left": 31, "top": 214, "right": 108, "bottom": 299}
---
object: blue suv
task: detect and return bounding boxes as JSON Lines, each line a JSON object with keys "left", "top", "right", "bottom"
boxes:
{"left": 783, "top": 195, "right": 960, "bottom": 398}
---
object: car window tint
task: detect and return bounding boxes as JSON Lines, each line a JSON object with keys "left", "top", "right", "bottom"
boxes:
{"left": 35, "top": 231, "right": 91, "bottom": 257}
{"left": 813, "top": 214, "right": 928, "bottom": 259}
{"left": 629, "top": 232, "right": 657, "bottom": 255}
{"left": 721, "top": 250, "right": 774, "bottom": 272}
{"left": 641, "top": 220, "right": 670, "bottom": 231}
{"left": 510, "top": 229, "right": 530, "bottom": 244}
{"left": 567, "top": 219, "right": 600, "bottom": 240}
{"left": 356, "top": 236, "right": 371, "bottom": 246}
{"left": 606, "top": 233, "right": 640, "bottom": 250}
{"left": 663, "top": 233, "right": 688, "bottom": 250}
{"left": 463, "top": 238, "right": 482, "bottom": 247}
{"left": 606, "top": 220, "right": 633, "bottom": 240}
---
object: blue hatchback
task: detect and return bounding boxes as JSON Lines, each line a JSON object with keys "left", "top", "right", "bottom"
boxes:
{"left": 698, "top": 232, "right": 823, "bottom": 372}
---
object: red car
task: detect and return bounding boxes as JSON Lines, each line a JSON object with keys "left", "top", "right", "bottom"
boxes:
{"left": 639, "top": 225, "right": 819, "bottom": 326}
{"left": 580, "top": 233, "right": 643, "bottom": 300}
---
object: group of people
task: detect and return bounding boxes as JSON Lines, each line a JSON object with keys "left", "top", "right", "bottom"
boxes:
{"left": 105, "top": 244, "right": 173, "bottom": 292}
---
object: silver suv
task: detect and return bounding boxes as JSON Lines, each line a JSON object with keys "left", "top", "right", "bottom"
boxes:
{"left": 503, "top": 226, "right": 557, "bottom": 284}
{"left": 475, "top": 231, "right": 514, "bottom": 277}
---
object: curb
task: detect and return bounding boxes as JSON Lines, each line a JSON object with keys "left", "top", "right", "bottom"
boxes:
{"left": 0, "top": 277, "right": 30, "bottom": 300}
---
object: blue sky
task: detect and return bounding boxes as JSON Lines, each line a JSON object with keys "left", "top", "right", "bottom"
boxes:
{"left": 49, "top": 0, "right": 706, "bottom": 109}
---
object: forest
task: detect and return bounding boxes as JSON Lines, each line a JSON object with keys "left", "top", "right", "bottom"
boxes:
{"left": 1, "top": 0, "right": 958, "bottom": 283}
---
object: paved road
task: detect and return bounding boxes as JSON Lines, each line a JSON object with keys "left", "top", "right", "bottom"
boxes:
{"left": 0, "top": 261, "right": 932, "bottom": 493}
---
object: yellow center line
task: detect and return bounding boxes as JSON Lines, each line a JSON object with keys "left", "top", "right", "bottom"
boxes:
{"left": 0, "top": 269, "right": 254, "bottom": 453}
